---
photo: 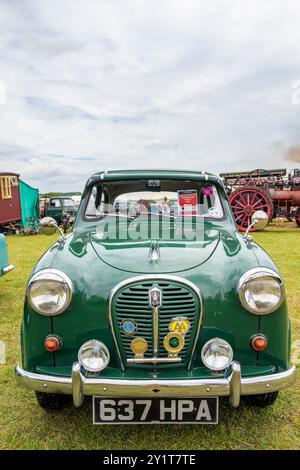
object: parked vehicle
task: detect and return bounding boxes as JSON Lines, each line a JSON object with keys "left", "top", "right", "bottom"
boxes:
{"left": 15, "top": 170, "right": 296, "bottom": 423}
{"left": 0, "top": 233, "right": 14, "bottom": 276}
{"left": 0, "top": 173, "right": 22, "bottom": 228}
{"left": 41, "top": 197, "right": 78, "bottom": 233}
{"left": 0, "top": 173, "right": 39, "bottom": 233}
{"left": 221, "top": 168, "right": 300, "bottom": 231}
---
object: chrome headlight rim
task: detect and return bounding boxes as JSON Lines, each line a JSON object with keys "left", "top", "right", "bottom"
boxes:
{"left": 27, "top": 268, "right": 73, "bottom": 316}
{"left": 238, "top": 267, "right": 284, "bottom": 315}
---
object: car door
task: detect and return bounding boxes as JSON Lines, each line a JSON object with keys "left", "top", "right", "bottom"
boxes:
{"left": 46, "top": 198, "right": 62, "bottom": 224}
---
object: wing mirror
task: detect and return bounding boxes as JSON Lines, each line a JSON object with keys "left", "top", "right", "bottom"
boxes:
{"left": 251, "top": 210, "right": 268, "bottom": 231}
{"left": 39, "top": 217, "right": 66, "bottom": 244}
{"left": 244, "top": 210, "right": 268, "bottom": 240}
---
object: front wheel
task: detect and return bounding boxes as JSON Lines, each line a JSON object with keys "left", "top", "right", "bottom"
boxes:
{"left": 243, "top": 392, "right": 278, "bottom": 408}
{"left": 35, "top": 392, "right": 70, "bottom": 411}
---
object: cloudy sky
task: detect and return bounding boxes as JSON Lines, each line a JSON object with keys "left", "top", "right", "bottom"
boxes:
{"left": 0, "top": 0, "right": 300, "bottom": 192}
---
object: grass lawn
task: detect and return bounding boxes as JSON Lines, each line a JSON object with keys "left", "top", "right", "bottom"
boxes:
{"left": 0, "top": 224, "right": 299, "bottom": 450}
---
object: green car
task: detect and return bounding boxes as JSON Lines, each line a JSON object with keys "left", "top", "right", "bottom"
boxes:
{"left": 0, "top": 233, "right": 14, "bottom": 277}
{"left": 43, "top": 196, "right": 78, "bottom": 228}
{"left": 15, "top": 170, "right": 296, "bottom": 424}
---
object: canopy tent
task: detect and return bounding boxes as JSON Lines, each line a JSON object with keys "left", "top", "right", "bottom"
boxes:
{"left": 19, "top": 180, "right": 39, "bottom": 227}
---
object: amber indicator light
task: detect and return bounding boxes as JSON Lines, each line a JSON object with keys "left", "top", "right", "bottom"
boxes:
{"left": 251, "top": 335, "right": 268, "bottom": 351}
{"left": 44, "top": 336, "right": 61, "bottom": 352}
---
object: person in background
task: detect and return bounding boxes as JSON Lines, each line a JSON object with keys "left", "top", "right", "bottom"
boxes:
{"left": 162, "top": 196, "right": 170, "bottom": 215}
{"left": 290, "top": 206, "right": 298, "bottom": 227}
{"left": 275, "top": 206, "right": 285, "bottom": 227}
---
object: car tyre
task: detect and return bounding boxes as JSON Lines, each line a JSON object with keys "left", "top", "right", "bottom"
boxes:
{"left": 243, "top": 391, "right": 278, "bottom": 407}
{"left": 35, "top": 392, "right": 70, "bottom": 411}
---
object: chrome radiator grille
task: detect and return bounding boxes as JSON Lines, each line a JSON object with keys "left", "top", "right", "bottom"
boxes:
{"left": 110, "top": 277, "right": 201, "bottom": 369}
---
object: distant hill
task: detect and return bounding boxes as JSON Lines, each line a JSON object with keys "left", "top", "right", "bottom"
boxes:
{"left": 40, "top": 192, "right": 82, "bottom": 198}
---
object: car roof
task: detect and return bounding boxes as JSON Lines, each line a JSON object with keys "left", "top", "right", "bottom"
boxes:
{"left": 86, "top": 169, "right": 223, "bottom": 186}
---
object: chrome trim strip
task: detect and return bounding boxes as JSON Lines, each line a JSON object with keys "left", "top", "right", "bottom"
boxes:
{"left": 108, "top": 274, "right": 203, "bottom": 371}
{"left": 15, "top": 363, "right": 296, "bottom": 408}
{"left": 238, "top": 267, "right": 284, "bottom": 315}
{"left": 2, "top": 264, "right": 14, "bottom": 274}
{"left": 153, "top": 306, "right": 159, "bottom": 357}
{"left": 149, "top": 287, "right": 161, "bottom": 358}
{"left": 127, "top": 357, "right": 181, "bottom": 364}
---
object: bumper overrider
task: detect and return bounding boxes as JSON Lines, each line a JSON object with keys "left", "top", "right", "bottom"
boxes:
{"left": 15, "top": 362, "right": 296, "bottom": 408}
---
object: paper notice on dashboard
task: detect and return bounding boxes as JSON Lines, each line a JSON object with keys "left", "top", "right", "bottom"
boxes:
{"left": 177, "top": 190, "right": 198, "bottom": 215}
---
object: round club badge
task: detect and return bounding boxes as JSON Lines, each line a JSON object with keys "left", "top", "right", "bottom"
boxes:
{"left": 130, "top": 337, "right": 148, "bottom": 356}
{"left": 120, "top": 319, "right": 137, "bottom": 336}
{"left": 169, "top": 316, "right": 190, "bottom": 336}
{"left": 163, "top": 332, "right": 185, "bottom": 356}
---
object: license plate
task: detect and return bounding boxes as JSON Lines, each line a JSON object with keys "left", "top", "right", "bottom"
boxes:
{"left": 93, "top": 397, "right": 218, "bottom": 424}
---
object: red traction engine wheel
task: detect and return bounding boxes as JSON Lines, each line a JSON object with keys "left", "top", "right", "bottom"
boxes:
{"left": 229, "top": 186, "right": 273, "bottom": 232}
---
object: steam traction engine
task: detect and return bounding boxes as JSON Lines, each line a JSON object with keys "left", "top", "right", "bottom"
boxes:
{"left": 220, "top": 168, "right": 300, "bottom": 231}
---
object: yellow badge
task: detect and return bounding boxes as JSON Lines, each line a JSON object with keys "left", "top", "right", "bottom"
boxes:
{"left": 169, "top": 317, "right": 190, "bottom": 336}
{"left": 130, "top": 337, "right": 148, "bottom": 357}
{"left": 163, "top": 332, "right": 185, "bottom": 356}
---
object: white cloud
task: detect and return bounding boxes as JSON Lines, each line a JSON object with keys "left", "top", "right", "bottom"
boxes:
{"left": 0, "top": 0, "right": 300, "bottom": 191}
{"left": 0, "top": 80, "right": 6, "bottom": 105}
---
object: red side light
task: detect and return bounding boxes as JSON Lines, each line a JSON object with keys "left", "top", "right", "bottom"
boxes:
{"left": 44, "top": 335, "right": 61, "bottom": 352}
{"left": 251, "top": 335, "right": 268, "bottom": 351}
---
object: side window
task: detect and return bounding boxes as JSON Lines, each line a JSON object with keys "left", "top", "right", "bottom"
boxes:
{"left": 50, "top": 199, "right": 61, "bottom": 208}
{"left": 0, "top": 176, "right": 12, "bottom": 199}
{"left": 199, "top": 186, "right": 223, "bottom": 218}
{"left": 85, "top": 185, "right": 104, "bottom": 218}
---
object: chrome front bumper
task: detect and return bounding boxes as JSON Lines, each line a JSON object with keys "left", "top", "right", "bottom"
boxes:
{"left": 15, "top": 362, "right": 296, "bottom": 408}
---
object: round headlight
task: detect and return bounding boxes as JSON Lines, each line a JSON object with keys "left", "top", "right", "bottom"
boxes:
{"left": 78, "top": 340, "right": 110, "bottom": 373}
{"left": 238, "top": 268, "right": 284, "bottom": 315}
{"left": 201, "top": 338, "right": 233, "bottom": 371}
{"left": 27, "top": 269, "right": 73, "bottom": 316}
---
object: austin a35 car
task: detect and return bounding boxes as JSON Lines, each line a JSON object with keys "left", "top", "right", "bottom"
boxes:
{"left": 15, "top": 170, "right": 296, "bottom": 424}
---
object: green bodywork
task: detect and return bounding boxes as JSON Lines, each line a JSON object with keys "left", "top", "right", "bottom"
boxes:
{"left": 0, "top": 234, "right": 11, "bottom": 276}
{"left": 20, "top": 170, "right": 291, "bottom": 380}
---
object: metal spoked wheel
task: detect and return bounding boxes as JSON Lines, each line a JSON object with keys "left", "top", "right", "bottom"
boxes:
{"left": 229, "top": 186, "right": 273, "bottom": 232}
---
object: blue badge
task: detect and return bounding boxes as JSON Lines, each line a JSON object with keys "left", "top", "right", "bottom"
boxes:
{"left": 121, "top": 320, "right": 137, "bottom": 336}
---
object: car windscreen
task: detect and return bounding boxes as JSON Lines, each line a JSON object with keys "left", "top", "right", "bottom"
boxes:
{"left": 62, "top": 198, "right": 76, "bottom": 207}
{"left": 84, "top": 179, "right": 224, "bottom": 220}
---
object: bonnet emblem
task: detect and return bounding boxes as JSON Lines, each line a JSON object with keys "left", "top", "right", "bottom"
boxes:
{"left": 149, "top": 287, "right": 162, "bottom": 308}
{"left": 148, "top": 240, "right": 160, "bottom": 262}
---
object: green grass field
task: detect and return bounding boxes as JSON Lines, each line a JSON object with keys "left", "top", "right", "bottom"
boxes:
{"left": 0, "top": 224, "right": 299, "bottom": 450}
